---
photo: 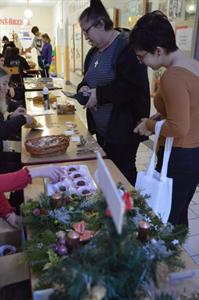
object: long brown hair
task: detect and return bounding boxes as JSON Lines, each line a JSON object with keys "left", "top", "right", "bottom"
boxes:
{"left": 42, "top": 33, "right": 51, "bottom": 43}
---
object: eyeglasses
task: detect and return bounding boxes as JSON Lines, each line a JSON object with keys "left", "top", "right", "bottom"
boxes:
{"left": 82, "top": 23, "right": 96, "bottom": 35}
{"left": 136, "top": 52, "right": 149, "bottom": 63}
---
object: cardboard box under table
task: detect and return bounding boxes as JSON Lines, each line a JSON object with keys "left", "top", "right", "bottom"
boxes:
{"left": 0, "top": 219, "right": 29, "bottom": 287}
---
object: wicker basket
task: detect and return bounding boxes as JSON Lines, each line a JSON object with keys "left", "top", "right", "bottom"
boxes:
{"left": 25, "top": 135, "right": 70, "bottom": 157}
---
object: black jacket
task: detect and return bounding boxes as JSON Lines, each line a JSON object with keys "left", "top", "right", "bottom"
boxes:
{"left": 0, "top": 113, "right": 26, "bottom": 151}
{"left": 77, "top": 31, "right": 150, "bottom": 144}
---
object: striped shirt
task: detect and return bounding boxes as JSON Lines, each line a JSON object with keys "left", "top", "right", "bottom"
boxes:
{"left": 84, "top": 35, "right": 120, "bottom": 137}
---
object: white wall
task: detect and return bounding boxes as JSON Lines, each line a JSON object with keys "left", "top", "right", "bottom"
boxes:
{"left": 0, "top": 6, "right": 53, "bottom": 62}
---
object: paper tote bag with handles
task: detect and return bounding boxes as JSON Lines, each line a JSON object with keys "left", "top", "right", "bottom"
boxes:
{"left": 135, "top": 120, "right": 174, "bottom": 224}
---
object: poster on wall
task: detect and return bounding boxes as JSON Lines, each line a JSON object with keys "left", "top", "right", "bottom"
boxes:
{"left": 68, "top": 24, "right": 75, "bottom": 72}
{"left": 74, "top": 23, "right": 83, "bottom": 76}
{"left": 169, "top": 0, "right": 183, "bottom": 19}
{"left": 176, "top": 26, "right": 193, "bottom": 51}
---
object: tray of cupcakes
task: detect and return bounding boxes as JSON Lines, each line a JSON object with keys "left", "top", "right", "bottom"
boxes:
{"left": 44, "top": 164, "right": 96, "bottom": 197}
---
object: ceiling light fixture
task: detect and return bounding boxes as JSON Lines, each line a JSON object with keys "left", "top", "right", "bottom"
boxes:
{"left": 24, "top": 0, "right": 33, "bottom": 19}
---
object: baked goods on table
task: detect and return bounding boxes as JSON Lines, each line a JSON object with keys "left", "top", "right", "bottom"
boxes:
{"left": 25, "top": 135, "right": 70, "bottom": 157}
{"left": 57, "top": 103, "right": 76, "bottom": 114}
{"left": 24, "top": 117, "right": 42, "bottom": 129}
{"left": 32, "top": 93, "right": 57, "bottom": 105}
{"left": 45, "top": 164, "right": 96, "bottom": 196}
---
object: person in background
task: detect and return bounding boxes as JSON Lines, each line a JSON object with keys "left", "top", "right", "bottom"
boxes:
{"left": 40, "top": 33, "right": 52, "bottom": 77}
{"left": 0, "top": 67, "right": 34, "bottom": 212}
{"left": 27, "top": 26, "right": 43, "bottom": 67}
{"left": 130, "top": 11, "right": 199, "bottom": 227}
{"left": 77, "top": 0, "right": 150, "bottom": 185}
{"left": 0, "top": 53, "right": 15, "bottom": 101}
{"left": 4, "top": 47, "right": 30, "bottom": 76}
{"left": 0, "top": 165, "right": 64, "bottom": 228}
{"left": 2, "top": 36, "right": 15, "bottom": 56}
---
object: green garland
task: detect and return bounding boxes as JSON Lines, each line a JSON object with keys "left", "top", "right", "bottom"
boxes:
{"left": 22, "top": 188, "right": 189, "bottom": 300}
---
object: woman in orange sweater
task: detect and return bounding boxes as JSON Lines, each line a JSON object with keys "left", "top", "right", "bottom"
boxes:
{"left": 130, "top": 11, "right": 199, "bottom": 227}
{"left": 0, "top": 165, "right": 64, "bottom": 228}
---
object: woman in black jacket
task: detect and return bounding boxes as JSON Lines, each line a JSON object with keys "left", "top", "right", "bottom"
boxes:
{"left": 77, "top": 0, "right": 150, "bottom": 185}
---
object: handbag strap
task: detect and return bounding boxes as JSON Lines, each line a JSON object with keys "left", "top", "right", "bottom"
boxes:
{"left": 160, "top": 135, "right": 173, "bottom": 180}
{"left": 146, "top": 120, "right": 173, "bottom": 179}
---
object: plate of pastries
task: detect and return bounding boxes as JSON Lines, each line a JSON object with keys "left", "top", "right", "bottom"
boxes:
{"left": 25, "top": 134, "right": 70, "bottom": 157}
{"left": 57, "top": 103, "right": 76, "bottom": 114}
{"left": 24, "top": 117, "right": 42, "bottom": 129}
{"left": 32, "top": 93, "right": 57, "bottom": 106}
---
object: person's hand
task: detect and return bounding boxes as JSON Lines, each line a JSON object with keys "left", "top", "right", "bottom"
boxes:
{"left": 9, "top": 87, "right": 15, "bottom": 98}
{"left": 29, "top": 165, "right": 64, "bottom": 183}
{"left": 10, "top": 107, "right": 26, "bottom": 118}
{"left": 134, "top": 118, "right": 151, "bottom": 136}
{"left": 78, "top": 85, "right": 90, "bottom": 93}
{"left": 6, "top": 212, "right": 20, "bottom": 229}
{"left": 24, "top": 114, "right": 34, "bottom": 125}
{"left": 85, "top": 88, "right": 97, "bottom": 109}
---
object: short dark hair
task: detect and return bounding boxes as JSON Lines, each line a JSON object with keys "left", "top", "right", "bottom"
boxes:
{"left": 2, "top": 36, "right": 9, "bottom": 42}
{"left": 31, "top": 26, "right": 39, "bottom": 35}
{"left": 129, "top": 11, "right": 178, "bottom": 54}
{"left": 79, "top": 0, "right": 113, "bottom": 31}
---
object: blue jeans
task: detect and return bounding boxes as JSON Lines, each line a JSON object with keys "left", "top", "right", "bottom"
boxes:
{"left": 157, "top": 147, "right": 199, "bottom": 227}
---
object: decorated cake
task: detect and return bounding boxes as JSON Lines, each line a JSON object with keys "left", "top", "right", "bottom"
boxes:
{"left": 25, "top": 135, "right": 70, "bottom": 157}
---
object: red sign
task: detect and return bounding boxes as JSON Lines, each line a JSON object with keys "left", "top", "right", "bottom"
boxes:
{"left": 0, "top": 18, "right": 23, "bottom": 25}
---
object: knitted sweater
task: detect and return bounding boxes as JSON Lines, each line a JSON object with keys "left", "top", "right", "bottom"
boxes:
{"left": 147, "top": 67, "right": 199, "bottom": 148}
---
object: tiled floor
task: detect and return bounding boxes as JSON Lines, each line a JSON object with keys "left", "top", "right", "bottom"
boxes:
{"left": 136, "top": 142, "right": 199, "bottom": 266}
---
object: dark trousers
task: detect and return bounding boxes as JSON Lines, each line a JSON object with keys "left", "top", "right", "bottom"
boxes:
{"left": 40, "top": 67, "right": 49, "bottom": 78}
{"left": 0, "top": 151, "right": 24, "bottom": 214}
{"left": 156, "top": 147, "right": 199, "bottom": 227}
{"left": 96, "top": 133, "right": 139, "bottom": 186}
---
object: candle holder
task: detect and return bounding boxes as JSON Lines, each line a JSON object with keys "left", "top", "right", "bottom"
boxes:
{"left": 137, "top": 220, "right": 150, "bottom": 243}
{"left": 50, "top": 192, "right": 63, "bottom": 209}
{"left": 67, "top": 230, "right": 80, "bottom": 252}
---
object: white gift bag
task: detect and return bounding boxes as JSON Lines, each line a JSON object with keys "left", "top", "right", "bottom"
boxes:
{"left": 135, "top": 120, "right": 173, "bottom": 224}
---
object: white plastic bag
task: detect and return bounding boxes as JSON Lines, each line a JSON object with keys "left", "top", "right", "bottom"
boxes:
{"left": 135, "top": 120, "right": 173, "bottom": 224}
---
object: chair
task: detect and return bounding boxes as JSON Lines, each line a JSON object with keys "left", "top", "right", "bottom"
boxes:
{"left": 4, "top": 66, "right": 23, "bottom": 86}
{"left": 4, "top": 66, "right": 20, "bottom": 75}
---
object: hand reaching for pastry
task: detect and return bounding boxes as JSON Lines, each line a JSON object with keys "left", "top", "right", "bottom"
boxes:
{"left": 28, "top": 165, "right": 65, "bottom": 183}
{"left": 24, "top": 114, "right": 34, "bottom": 125}
{"left": 10, "top": 107, "right": 26, "bottom": 118}
{"left": 134, "top": 118, "right": 152, "bottom": 136}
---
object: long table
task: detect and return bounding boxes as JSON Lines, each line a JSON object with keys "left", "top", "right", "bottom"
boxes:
{"left": 23, "top": 77, "right": 63, "bottom": 91}
{"left": 25, "top": 90, "right": 73, "bottom": 116}
{"left": 21, "top": 114, "right": 105, "bottom": 165}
